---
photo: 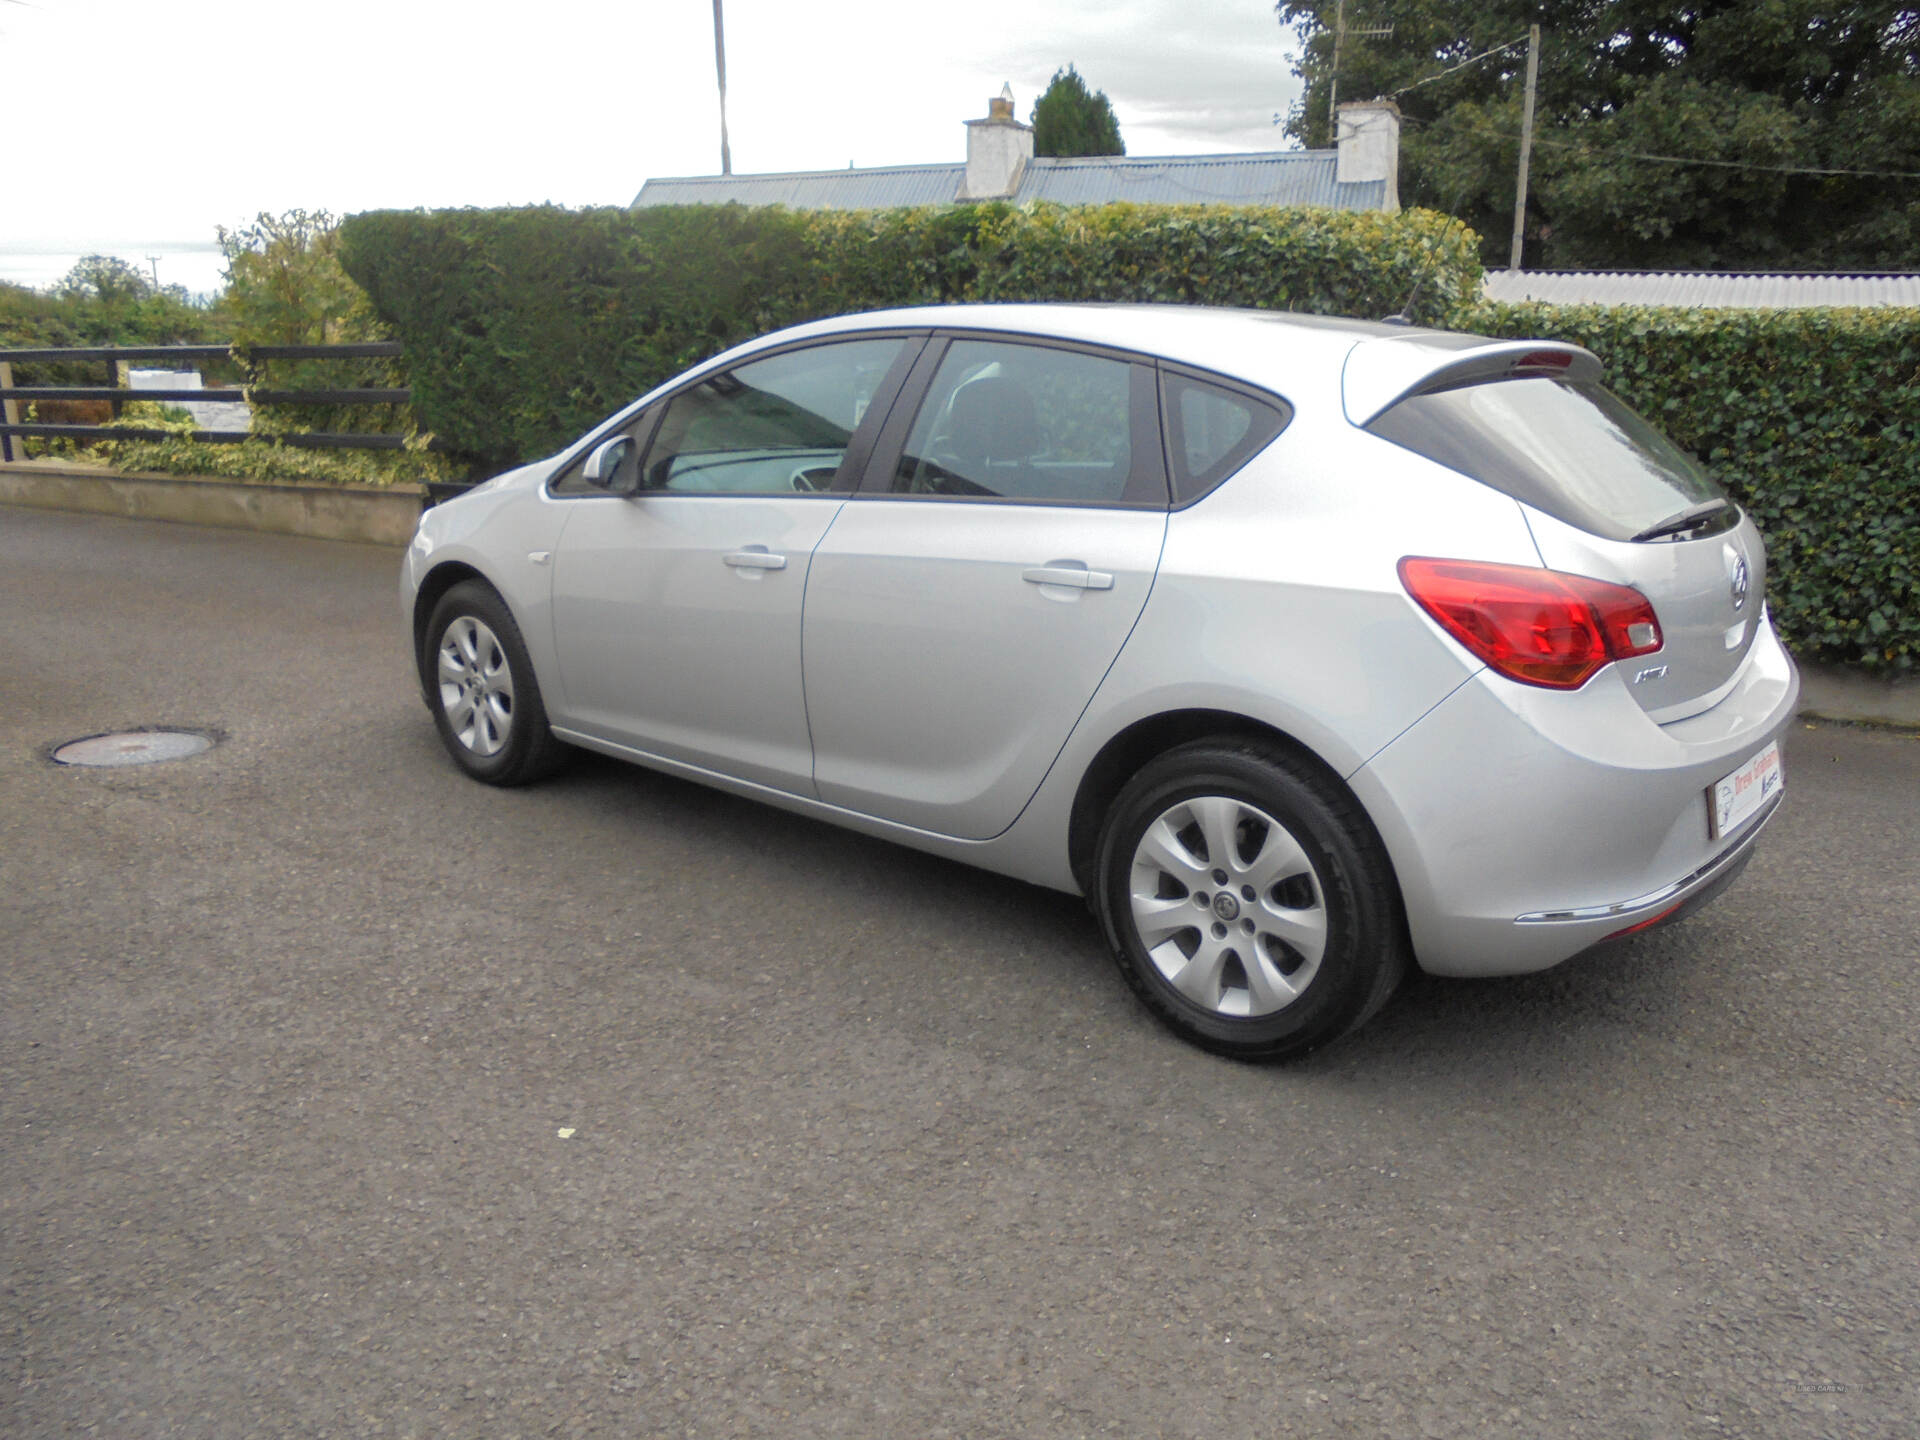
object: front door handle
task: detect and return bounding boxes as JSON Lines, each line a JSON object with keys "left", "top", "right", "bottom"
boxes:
{"left": 1023, "top": 565, "right": 1113, "bottom": 591}
{"left": 723, "top": 547, "right": 787, "bottom": 571}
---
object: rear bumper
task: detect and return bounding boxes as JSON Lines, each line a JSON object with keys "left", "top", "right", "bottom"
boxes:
{"left": 1514, "top": 789, "right": 1781, "bottom": 928}
{"left": 1350, "top": 615, "right": 1800, "bottom": 978}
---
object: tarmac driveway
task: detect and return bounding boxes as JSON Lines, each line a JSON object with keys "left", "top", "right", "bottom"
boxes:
{"left": 2, "top": 507, "right": 1915, "bottom": 1438}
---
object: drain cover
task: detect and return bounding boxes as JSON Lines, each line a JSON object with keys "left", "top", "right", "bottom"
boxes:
{"left": 53, "top": 730, "right": 213, "bottom": 768}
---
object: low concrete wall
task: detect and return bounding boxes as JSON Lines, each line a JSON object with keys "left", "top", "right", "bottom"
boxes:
{"left": 1796, "top": 661, "right": 1920, "bottom": 730}
{"left": 0, "top": 460, "right": 425, "bottom": 546}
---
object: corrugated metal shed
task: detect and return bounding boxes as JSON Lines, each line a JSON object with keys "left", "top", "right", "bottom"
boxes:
{"left": 1483, "top": 270, "right": 1920, "bottom": 309}
{"left": 633, "top": 151, "right": 1388, "bottom": 213}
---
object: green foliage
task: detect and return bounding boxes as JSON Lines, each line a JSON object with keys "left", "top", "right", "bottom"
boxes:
{"left": 338, "top": 204, "right": 824, "bottom": 471}
{"left": 216, "top": 210, "right": 372, "bottom": 346}
{"left": 216, "top": 209, "right": 410, "bottom": 438}
{"left": 337, "top": 201, "right": 1480, "bottom": 468}
{"left": 2, "top": 265, "right": 219, "bottom": 361}
{"left": 2, "top": 269, "right": 224, "bottom": 447}
{"left": 99, "top": 435, "right": 454, "bottom": 488}
{"left": 1473, "top": 301, "right": 1920, "bottom": 671}
{"left": 1277, "top": 2, "right": 1920, "bottom": 269}
{"left": 57, "top": 254, "right": 186, "bottom": 308}
{"left": 40, "top": 401, "right": 454, "bottom": 488}
{"left": 1031, "top": 65, "right": 1125, "bottom": 157}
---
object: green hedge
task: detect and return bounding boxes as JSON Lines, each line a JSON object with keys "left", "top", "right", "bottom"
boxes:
{"left": 335, "top": 202, "right": 1915, "bottom": 670}
{"left": 335, "top": 202, "right": 1480, "bottom": 470}
{"left": 1473, "top": 303, "right": 1920, "bottom": 670}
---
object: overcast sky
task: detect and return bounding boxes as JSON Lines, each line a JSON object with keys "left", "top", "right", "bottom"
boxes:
{"left": 0, "top": 0, "right": 1303, "bottom": 292}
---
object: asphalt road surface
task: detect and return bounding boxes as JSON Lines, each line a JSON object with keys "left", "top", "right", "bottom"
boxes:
{"left": 3, "top": 507, "right": 1915, "bottom": 1440}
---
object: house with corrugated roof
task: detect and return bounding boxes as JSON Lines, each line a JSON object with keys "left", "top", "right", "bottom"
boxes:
{"left": 634, "top": 88, "right": 1403, "bottom": 214}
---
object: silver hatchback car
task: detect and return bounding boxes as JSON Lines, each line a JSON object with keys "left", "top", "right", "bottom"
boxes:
{"left": 402, "top": 304, "right": 1798, "bottom": 1058}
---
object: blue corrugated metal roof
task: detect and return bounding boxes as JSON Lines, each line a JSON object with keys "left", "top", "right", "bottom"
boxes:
{"left": 635, "top": 163, "right": 966, "bottom": 210}
{"left": 1483, "top": 269, "right": 1920, "bottom": 309}
{"left": 1014, "top": 153, "right": 1382, "bottom": 210}
{"left": 633, "top": 150, "right": 1388, "bottom": 212}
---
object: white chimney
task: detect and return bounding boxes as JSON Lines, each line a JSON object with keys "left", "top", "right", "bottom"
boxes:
{"left": 961, "top": 84, "right": 1033, "bottom": 201}
{"left": 1336, "top": 100, "right": 1401, "bottom": 211}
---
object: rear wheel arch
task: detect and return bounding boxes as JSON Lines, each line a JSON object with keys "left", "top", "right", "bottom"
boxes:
{"left": 1066, "top": 710, "right": 1398, "bottom": 901}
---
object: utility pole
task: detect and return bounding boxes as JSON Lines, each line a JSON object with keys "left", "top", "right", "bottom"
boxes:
{"left": 1508, "top": 24, "right": 1540, "bottom": 271}
{"left": 146, "top": 255, "right": 161, "bottom": 289}
{"left": 712, "top": 0, "right": 733, "bottom": 176}
{"left": 1327, "top": 0, "right": 1394, "bottom": 142}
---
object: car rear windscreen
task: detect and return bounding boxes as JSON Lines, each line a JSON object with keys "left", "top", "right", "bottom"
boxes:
{"left": 1366, "top": 377, "right": 1731, "bottom": 542}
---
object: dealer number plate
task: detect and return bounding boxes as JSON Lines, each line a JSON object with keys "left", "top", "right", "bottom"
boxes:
{"left": 1709, "top": 741, "right": 1783, "bottom": 839}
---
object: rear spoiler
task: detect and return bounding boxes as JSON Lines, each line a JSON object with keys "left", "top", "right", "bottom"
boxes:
{"left": 1342, "top": 338, "right": 1603, "bottom": 427}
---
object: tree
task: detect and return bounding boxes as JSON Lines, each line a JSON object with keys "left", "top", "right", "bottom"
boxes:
{"left": 1276, "top": 2, "right": 1920, "bottom": 270}
{"left": 57, "top": 255, "right": 163, "bottom": 305}
{"left": 1031, "top": 65, "right": 1125, "bottom": 157}
{"left": 41, "top": 255, "right": 207, "bottom": 346}
{"left": 216, "top": 209, "right": 370, "bottom": 347}
{"left": 215, "top": 210, "right": 401, "bottom": 434}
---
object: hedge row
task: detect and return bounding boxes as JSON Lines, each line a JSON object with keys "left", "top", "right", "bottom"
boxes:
{"left": 1474, "top": 303, "right": 1919, "bottom": 670}
{"left": 335, "top": 202, "right": 1481, "bottom": 469}
{"left": 334, "top": 202, "right": 1915, "bottom": 670}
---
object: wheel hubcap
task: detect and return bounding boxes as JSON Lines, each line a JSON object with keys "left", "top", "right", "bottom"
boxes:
{"left": 436, "top": 616, "right": 515, "bottom": 757}
{"left": 1127, "top": 795, "right": 1327, "bottom": 1018}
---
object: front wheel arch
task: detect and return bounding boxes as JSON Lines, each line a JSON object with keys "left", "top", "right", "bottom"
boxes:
{"left": 412, "top": 561, "right": 493, "bottom": 703}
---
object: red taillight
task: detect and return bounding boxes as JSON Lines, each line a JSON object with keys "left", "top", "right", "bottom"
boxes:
{"left": 1511, "top": 349, "right": 1574, "bottom": 377}
{"left": 1398, "top": 557, "right": 1663, "bottom": 690}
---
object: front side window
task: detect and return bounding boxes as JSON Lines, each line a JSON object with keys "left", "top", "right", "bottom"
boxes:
{"left": 642, "top": 337, "right": 907, "bottom": 495}
{"left": 893, "top": 340, "right": 1147, "bottom": 504}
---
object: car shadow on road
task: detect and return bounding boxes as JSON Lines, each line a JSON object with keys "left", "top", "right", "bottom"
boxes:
{"left": 525, "top": 749, "right": 1718, "bottom": 1083}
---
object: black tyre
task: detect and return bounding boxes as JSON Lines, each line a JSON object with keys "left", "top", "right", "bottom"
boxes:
{"left": 421, "top": 580, "right": 569, "bottom": 786}
{"left": 1093, "top": 740, "right": 1407, "bottom": 1059}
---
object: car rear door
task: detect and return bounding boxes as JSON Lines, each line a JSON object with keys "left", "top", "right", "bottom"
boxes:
{"left": 801, "top": 334, "right": 1169, "bottom": 840}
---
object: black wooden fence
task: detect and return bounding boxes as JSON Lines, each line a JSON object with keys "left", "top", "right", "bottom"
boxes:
{"left": 0, "top": 342, "right": 445, "bottom": 462}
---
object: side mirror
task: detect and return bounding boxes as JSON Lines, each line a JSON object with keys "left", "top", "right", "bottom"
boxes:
{"left": 583, "top": 436, "right": 636, "bottom": 493}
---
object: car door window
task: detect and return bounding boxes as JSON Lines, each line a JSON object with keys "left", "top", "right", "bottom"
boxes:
{"left": 892, "top": 339, "right": 1161, "bottom": 505}
{"left": 1162, "top": 370, "right": 1291, "bottom": 504}
{"left": 643, "top": 338, "right": 908, "bottom": 495}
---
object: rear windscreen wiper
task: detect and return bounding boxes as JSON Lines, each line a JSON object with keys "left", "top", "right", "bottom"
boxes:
{"left": 1631, "top": 498, "right": 1735, "bottom": 543}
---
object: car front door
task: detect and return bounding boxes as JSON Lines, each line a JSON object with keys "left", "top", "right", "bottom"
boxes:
{"left": 802, "top": 335, "right": 1170, "bottom": 839}
{"left": 548, "top": 334, "right": 918, "bottom": 794}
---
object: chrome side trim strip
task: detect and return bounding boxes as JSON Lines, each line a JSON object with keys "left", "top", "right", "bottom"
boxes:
{"left": 1514, "top": 790, "right": 1785, "bottom": 925}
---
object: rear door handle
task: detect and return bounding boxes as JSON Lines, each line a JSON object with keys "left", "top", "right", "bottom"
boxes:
{"left": 1023, "top": 565, "right": 1113, "bottom": 591}
{"left": 723, "top": 547, "right": 787, "bottom": 571}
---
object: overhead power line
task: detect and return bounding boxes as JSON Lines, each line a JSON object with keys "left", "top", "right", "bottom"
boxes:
{"left": 1386, "top": 37, "right": 1530, "bottom": 101}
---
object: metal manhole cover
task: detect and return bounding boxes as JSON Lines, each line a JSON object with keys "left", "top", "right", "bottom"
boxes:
{"left": 53, "top": 730, "right": 214, "bottom": 768}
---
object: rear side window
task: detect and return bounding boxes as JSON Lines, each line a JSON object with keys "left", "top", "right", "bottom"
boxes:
{"left": 1367, "top": 378, "right": 1730, "bottom": 542}
{"left": 1162, "top": 371, "right": 1290, "bottom": 504}
{"left": 891, "top": 339, "right": 1163, "bottom": 505}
